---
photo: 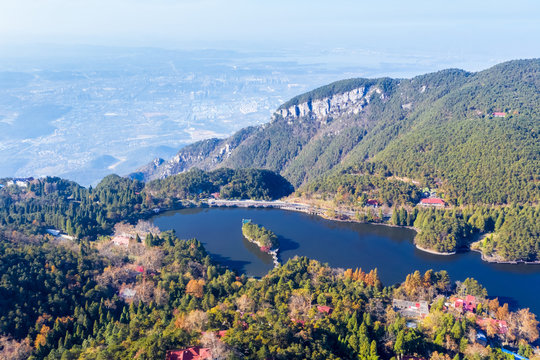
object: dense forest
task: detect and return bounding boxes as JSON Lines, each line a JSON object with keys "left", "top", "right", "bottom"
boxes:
{"left": 385, "top": 205, "right": 540, "bottom": 260}
{"left": 145, "top": 168, "right": 293, "bottom": 205}
{"left": 0, "top": 168, "right": 292, "bottom": 239}
{"left": 0, "top": 228, "right": 538, "bottom": 360}
{"left": 0, "top": 175, "right": 144, "bottom": 238}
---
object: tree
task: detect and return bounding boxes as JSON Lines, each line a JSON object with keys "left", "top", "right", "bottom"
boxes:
{"left": 186, "top": 279, "right": 205, "bottom": 298}
{"left": 394, "top": 330, "right": 404, "bottom": 359}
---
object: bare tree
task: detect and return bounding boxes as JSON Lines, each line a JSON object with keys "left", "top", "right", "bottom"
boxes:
{"left": 288, "top": 291, "right": 312, "bottom": 320}
{"left": 184, "top": 310, "right": 209, "bottom": 332}
{"left": 235, "top": 294, "right": 255, "bottom": 313}
{"left": 96, "top": 266, "right": 137, "bottom": 289}
{"left": 138, "top": 248, "right": 164, "bottom": 272}
{"left": 0, "top": 336, "right": 32, "bottom": 360}
{"left": 153, "top": 286, "right": 169, "bottom": 306}
{"left": 135, "top": 220, "right": 161, "bottom": 237}
{"left": 200, "top": 332, "right": 231, "bottom": 360}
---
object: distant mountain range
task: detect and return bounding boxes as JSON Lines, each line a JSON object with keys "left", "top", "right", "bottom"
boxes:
{"left": 131, "top": 59, "right": 540, "bottom": 205}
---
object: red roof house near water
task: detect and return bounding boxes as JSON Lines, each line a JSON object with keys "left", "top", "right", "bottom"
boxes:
{"left": 165, "top": 347, "right": 211, "bottom": 360}
{"left": 419, "top": 198, "right": 445, "bottom": 206}
{"left": 493, "top": 112, "right": 506, "bottom": 117}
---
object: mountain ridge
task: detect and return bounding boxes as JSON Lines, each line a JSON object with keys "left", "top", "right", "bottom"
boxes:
{"left": 131, "top": 59, "right": 539, "bottom": 205}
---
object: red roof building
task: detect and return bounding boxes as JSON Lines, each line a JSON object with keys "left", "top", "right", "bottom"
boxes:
{"left": 317, "top": 305, "right": 333, "bottom": 315}
{"left": 419, "top": 198, "right": 445, "bottom": 206}
{"left": 476, "top": 318, "right": 508, "bottom": 334}
{"left": 493, "top": 112, "right": 506, "bottom": 117}
{"left": 165, "top": 347, "right": 211, "bottom": 360}
{"left": 453, "top": 295, "right": 477, "bottom": 312}
{"left": 366, "top": 199, "right": 379, "bottom": 207}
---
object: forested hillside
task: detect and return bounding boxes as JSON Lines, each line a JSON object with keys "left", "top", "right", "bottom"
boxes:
{"left": 0, "top": 169, "right": 292, "bottom": 238}
{"left": 1, "top": 229, "right": 538, "bottom": 360}
{"left": 133, "top": 59, "right": 539, "bottom": 207}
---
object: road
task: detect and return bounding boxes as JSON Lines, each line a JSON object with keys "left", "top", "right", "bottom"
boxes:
{"left": 206, "top": 199, "right": 391, "bottom": 220}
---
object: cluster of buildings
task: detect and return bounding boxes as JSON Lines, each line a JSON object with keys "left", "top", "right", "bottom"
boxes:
{"left": 392, "top": 294, "right": 517, "bottom": 354}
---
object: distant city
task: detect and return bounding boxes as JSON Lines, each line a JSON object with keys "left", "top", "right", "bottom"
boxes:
{"left": 0, "top": 46, "right": 502, "bottom": 185}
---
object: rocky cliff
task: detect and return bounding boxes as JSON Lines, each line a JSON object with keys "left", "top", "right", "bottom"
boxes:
{"left": 274, "top": 86, "right": 384, "bottom": 120}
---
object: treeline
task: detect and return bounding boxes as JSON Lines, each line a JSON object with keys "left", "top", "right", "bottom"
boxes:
{"left": 0, "top": 175, "right": 144, "bottom": 238}
{"left": 0, "top": 168, "right": 293, "bottom": 239}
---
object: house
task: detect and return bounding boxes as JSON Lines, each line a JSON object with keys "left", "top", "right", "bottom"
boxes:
{"left": 317, "top": 305, "right": 333, "bottom": 315}
{"left": 476, "top": 317, "right": 508, "bottom": 334}
{"left": 392, "top": 299, "right": 430, "bottom": 317}
{"left": 165, "top": 347, "right": 211, "bottom": 360}
{"left": 112, "top": 235, "right": 131, "bottom": 247}
{"left": 366, "top": 199, "right": 379, "bottom": 207}
{"left": 217, "top": 330, "right": 228, "bottom": 338}
{"left": 419, "top": 198, "right": 445, "bottom": 207}
{"left": 46, "top": 229, "right": 61, "bottom": 237}
{"left": 453, "top": 295, "right": 477, "bottom": 312}
{"left": 211, "top": 192, "right": 221, "bottom": 199}
{"left": 493, "top": 112, "right": 506, "bottom": 117}
{"left": 153, "top": 208, "right": 161, "bottom": 214}
{"left": 476, "top": 331, "right": 488, "bottom": 346}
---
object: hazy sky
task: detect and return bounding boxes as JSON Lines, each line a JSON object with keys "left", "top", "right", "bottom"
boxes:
{"left": 2, "top": 0, "right": 539, "bottom": 60}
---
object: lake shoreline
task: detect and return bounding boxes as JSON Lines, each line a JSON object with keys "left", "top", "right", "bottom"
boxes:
{"left": 152, "top": 206, "right": 540, "bottom": 316}
{"left": 415, "top": 244, "right": 456, "bottom": 256}
{"left": 204, "top": 199, "right": 538, "bottom": 265}
{"left": 469, "top": 246, "right": 540, "bottom": 265}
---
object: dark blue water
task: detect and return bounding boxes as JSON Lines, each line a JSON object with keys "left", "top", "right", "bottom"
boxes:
{"left": 153, "top": 207, "right": 540, "bottom": 315}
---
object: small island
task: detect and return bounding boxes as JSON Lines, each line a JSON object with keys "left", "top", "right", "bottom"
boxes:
{"left": 242, "top": 219, "right": 280, "bottom": 267}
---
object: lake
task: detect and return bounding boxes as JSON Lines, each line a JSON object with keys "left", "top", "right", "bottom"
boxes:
{"left": 153, "top": 207, "right": 540, "bottom": 315}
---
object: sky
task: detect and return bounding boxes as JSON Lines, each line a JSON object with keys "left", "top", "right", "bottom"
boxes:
{"left": 1, "top": 0, "right": 539, "bottom": 63}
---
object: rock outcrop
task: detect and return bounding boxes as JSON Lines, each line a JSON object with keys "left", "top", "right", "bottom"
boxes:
{"left": 274, "top": 86, "right": 384, "bottom": 120}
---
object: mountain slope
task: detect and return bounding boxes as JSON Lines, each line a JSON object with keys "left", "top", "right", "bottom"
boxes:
{"left": 131, "top": 59, "right": 540, "bottom": 205}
